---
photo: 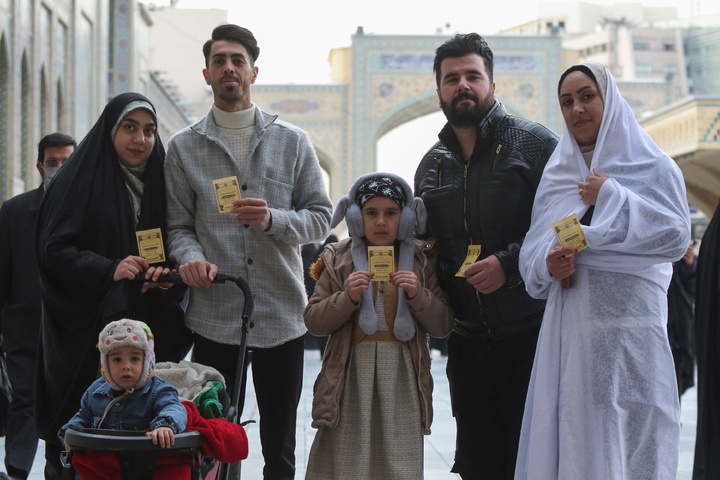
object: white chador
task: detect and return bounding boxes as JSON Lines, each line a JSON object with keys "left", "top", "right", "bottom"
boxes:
{"left": 515, "top": 63, "right": 691, "bottom": 480}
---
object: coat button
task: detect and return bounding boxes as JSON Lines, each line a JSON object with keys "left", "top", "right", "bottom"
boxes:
{"left": 247, "top": 258, "right": 253, "bottom": 265}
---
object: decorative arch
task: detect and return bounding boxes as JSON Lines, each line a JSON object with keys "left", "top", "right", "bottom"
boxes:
{"left": 372, "top": 90, "right": 438, "bottom": 143}
{"left": 313, "top": 145, "right": 335, "bottom": 176}
{"left": 312, "top": 144, "right": 339, "bottom": 202}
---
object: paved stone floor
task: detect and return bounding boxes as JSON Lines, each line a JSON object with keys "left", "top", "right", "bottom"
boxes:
{"left": 3, "top": 349, "right": 697, "bottom": 479}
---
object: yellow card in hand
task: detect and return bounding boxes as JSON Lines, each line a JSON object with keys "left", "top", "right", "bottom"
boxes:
{"left": 136, "top": 228, "right": 166, "bottom": 264}
{"left": 456, "top": 245, "right": 482, "bottom": 277}
{"left": 551, "top": 213, "right": 588, "bottom": 254}
{"left": 368, "top": 246, "right": 395, "bottom": 282}
{"left": 213, "top": 176, "right": 242, "bottom": 213}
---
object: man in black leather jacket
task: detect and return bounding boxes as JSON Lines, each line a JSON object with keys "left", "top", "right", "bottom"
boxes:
{"left": 414, "top": 33, "right": 558, "bottom": 480}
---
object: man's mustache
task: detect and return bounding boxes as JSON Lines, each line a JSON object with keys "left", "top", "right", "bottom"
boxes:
{"left": 452, "top": 92, "right": 478, "bottom": 106}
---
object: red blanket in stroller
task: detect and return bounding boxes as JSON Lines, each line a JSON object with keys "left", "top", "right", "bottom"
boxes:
{"left": 71, "top": 401, "right": 249, "bottom": 479}
{"left": 183, "top": 400, "right": 249, "bottom": 462}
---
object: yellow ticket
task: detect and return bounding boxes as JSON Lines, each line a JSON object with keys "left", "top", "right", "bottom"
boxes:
{"left": 368, "top": 246, "right": 395, "bottom": 282}
{"left": 551, "top": 213, "right": 588, "bottom": 254}
{"left": 135, "top": 228, "right": 166, "bottom": 264}
{"left": 212, "top": 176, "right": 242, "bottom": 213}
{"left": 456, "top": 245, "right": 482, "bottom": 277}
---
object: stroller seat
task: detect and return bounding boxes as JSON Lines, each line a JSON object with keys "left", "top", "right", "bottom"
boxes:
{"left": 63, "top": 429, "right": 203, "bottom": 480}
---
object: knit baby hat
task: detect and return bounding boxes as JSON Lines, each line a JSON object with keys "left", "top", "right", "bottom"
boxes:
{"left": 98, "top": 319, "right": 155, "bottom": 390}
{"left": 330, "top": 172, "right": 427, "bottom": 341}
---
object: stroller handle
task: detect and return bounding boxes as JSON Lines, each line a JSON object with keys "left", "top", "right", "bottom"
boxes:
{"left": 144, "top": 272, "right": 254, "bottom": 322}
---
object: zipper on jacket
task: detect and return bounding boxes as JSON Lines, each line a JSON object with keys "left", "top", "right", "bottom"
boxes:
{"left": 436, "top": 157, "right": 442, "bottom": 187}
{"left": 476, "top": 289, "right": 491, "bottom": 335}
{"left": 493, "top": 144, "right": 503, "bottom": 172}
{"left": 420, "top": 243, "right": 430, "bottom": 285}
{"left": 462, "top": 167, "right": 485, "bottom": 327}
{"left": 507, "top": 278, "right": 524, "bottom": 289}
{"left": 463, "top": 170, "right": 471, "bottom": 244}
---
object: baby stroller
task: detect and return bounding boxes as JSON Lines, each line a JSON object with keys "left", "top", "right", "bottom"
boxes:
{"left": 62, "top": 273, "right": 254, "bottom": 480}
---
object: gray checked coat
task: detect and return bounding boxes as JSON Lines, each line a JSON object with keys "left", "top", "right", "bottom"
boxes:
{"left": 165, "top": 106, "right": 332, "bottom": 348}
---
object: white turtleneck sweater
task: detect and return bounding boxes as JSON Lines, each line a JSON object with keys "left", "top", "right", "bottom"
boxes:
{"left": 212, "top": 103, "right": 256, "bottom": 173}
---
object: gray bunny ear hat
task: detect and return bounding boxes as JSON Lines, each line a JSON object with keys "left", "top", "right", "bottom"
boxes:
{"left": 330, "top": 172, "right": 427, "bottom": 341}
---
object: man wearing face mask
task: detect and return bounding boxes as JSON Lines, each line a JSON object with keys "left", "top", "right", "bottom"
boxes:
{"left": 0, "top": 132, "right": 75, "bottom": 480}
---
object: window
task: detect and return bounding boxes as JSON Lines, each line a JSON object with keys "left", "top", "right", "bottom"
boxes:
{"left": 633, "top": 42, "right": 650, "bottom": 51}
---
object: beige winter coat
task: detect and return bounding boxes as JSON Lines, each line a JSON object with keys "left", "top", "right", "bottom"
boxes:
{"left": 304, "top": 237, "right": 453, "bottom": 434}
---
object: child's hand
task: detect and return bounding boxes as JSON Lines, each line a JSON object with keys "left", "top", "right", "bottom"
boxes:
{"left": 345, "top": 271, "right": 373, "bottom": 303}
{"left": 147, "top": 426, "right": 175, "bottom": 448}
{"left": 390, "top": 271, "right": 420, "bottom": 300}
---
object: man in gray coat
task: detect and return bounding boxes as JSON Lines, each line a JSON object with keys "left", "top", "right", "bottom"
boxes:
{"left": 164, "top": 24, "right": 331, "bottom": 479}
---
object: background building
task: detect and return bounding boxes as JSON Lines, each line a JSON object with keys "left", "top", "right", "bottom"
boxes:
{"left": 0, "top": 0, "right": 107, "bottom": 199}
{"left": 685, "top": 22, "right": 720, "bottom": 95}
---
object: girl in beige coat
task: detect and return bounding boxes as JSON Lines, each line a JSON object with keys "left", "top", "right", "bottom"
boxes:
{"left": 304, "top": 173, "right": 453, "bottom": 479}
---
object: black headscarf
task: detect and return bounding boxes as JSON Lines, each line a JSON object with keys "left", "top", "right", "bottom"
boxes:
{"left": 34, "top": 92, "right": 186, "bottom": 441}
{"left": 37, "top": 92, "right": 167, "bottom": 289}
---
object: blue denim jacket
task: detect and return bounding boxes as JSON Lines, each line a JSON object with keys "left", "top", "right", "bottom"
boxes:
{"left": 59, "top": 375, "right": 187, "bottom": 445}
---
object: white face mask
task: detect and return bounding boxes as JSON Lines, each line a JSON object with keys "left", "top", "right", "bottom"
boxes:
{"left": 42, "top": 166, "right": 60, "bottom": 188}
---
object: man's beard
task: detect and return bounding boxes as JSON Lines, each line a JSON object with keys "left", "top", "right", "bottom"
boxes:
{"left": 441, "top": 90, "right": 495, "bottom": 128}
{"left": 214, "top": 75, "right": 246, "bottom": 103}
{"left": 217, "top": 86, "right": 244, "bottom": 103}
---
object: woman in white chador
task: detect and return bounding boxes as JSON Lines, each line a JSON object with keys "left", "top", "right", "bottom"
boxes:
{"left": 515, "top": 62, "right": 690, "bottom": 479}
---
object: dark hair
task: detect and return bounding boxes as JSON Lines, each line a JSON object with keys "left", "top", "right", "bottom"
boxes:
{"left": 37, "top": 132, "right": 76, "bottom": 164}
{"left": 433, "top": 33, "right": 494, "bottom": 87}
{"left": 557, "top": 64, "right": 597, "bottom": 96}
{"left": 203, "top": 24, "right": 260, "bottom": 68}
{"left": 323, "top": 234, "right": 338, "bottom": 247}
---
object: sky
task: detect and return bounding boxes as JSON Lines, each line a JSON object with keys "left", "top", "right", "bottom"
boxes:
{"left": 169, "top": 0, "right": 718, "bottom": 184}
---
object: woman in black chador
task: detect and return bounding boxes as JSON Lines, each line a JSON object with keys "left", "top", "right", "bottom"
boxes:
{"left": 693, "top": 199, "right": 720, "bottom": 480}
{"left": 34, "top": 92, "right": 190, "bottom": 476}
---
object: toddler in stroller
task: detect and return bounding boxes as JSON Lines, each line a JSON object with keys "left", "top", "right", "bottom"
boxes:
{"left": 60, "top": 318, "right": 248, "bottom": 480}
